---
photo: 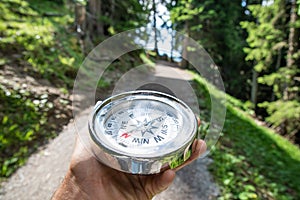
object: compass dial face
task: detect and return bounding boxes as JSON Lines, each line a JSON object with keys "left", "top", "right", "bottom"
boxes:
{"left": 103, "top": 100, "right": 180, "bottom": 147}
{"left": 90, "top": 91, "right": 197, "bottom": 158}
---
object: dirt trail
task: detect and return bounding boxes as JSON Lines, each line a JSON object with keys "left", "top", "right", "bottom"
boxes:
{"left": 0, "top": 62, "right": 220, "bottom": 200}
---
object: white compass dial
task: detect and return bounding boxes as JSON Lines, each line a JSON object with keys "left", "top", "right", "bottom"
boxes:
{"left": 102, "top": 100, "right": 182, "bottom": 149}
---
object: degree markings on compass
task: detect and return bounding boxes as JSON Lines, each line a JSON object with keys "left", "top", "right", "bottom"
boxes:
{"left": 111, "top": 116, "right": 116, "bottom": 121}
{"left": 166, "top": 112, "right": 174, "bottom": 118}
{"left": 118, "top": 110, "right": 124, "bottom": 115}
{"left": 118, "top": 142, "right": 127, "bottom": 147}
{"left": 105, "top": 130, "right": 113, "bottom": 135}
{"left": 104, "top": 102, "right": 180, "bottom": 147}
{"left": 129, "top": 113, "right": 134, "bottom": 119}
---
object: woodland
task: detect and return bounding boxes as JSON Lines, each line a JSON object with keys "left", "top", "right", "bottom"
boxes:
{"left": 0, "top": 0, "right": 299, "bottom": 199}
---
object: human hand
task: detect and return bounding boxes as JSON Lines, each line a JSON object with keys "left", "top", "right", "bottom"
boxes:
{"left": 52, "top": 120, "right": 206, "bottom": 200}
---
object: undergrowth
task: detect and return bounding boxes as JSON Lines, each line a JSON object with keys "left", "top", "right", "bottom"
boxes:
{"left": 0, "top": 84, "right": 55, "bottom": 178}
{"left": 0, "top": 0, "right": 83, "bottom": 88}
{"left": 0, "top": 0, "right": 153, "bottom": 179}
{"left": 193, "top": 74, "right": 300, "bottom": 200}
{"left": 0, "top": 0, "right": 80, "bottom": 178}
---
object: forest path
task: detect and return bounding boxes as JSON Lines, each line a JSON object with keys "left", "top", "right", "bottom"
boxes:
{"left": 0, "top": 61, "right": 220, "bottom": 200}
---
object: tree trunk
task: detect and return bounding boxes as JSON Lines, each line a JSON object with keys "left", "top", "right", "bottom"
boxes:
{"left": 285, "top": 0, "right": 299, "bottom": 100}
{"left": 170, "top": 29, "right": 175, "bottom": 62}
{"left": 152, "top": 0, "right": 159, "bottom": 55}
{"left": 271, "top": 48, "right": 282, "bottom": 101}
{"left": 87, "top": 0, "right": 103, "bottom": 36}
{"left": 74, "top": 2, "right": 86, "bottom": 34}
{"left": 181, "top": 21, "right": 189, "bottom": 68}
{"left": 251, "top": 68, "right": 258, "bottom": 107}
{"left": 281, "top": 0, "right": 299, "bottom": 135}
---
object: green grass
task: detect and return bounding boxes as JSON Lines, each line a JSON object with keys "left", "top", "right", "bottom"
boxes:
{"left": 193, "top": 74, "right": 300, "bottom": 200}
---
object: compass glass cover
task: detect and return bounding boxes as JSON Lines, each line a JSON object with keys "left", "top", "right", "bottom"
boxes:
{"left": 90, "top": 91, "right": 197, "bottom": 158}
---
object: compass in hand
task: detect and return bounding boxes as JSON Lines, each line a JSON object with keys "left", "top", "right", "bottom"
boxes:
{"left": 89, "top": 90, "right": 198, "bottom": 174}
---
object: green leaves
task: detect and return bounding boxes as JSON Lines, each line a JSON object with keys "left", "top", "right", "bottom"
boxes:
{"left": 238, "top": 192, "right": 257, "bottom": 200}
{"left": 0, "top": 84, "right": 50, "bottom": 177}
{"left": 1, "top": 147, "right": 28, "bottom": 177}
{"left": 193, "top": 75, "right": 300, "bottom": 200}
{"left": 0, "top": 0, "right": 83, "bottom": 88}
{"left": 2, "top": 116, "right": 8, "bottom": 125}
{"left": 259, "top": 100, "right": 300, "bottom": 128}
{"left": 242, "top": 2, "right": 285, "bottom": 68}
{"left": 2, "top": 157, "right": 19, "bottom": 177}
{"left": 242, "top": 0, "right": 299, "bottom": 138}
{"left": 170, "top": 0, "right": 205, "bottom": 23}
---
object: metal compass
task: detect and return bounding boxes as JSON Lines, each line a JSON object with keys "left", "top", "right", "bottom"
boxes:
{"left": 88, "top": 90, "right": 198, "bottom": 174}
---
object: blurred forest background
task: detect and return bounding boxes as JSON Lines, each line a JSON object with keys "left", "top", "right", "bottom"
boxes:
{"left": 0, "top": 0, "right": 299, "bottom": 199}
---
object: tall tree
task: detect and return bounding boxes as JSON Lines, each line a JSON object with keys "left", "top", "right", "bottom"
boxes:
{"left": 241, "top": 0, "right": 286, "bottom": 105}
{"left": 285, "top": 0, "right": 300, "bottom": 101}
{"left": 169, "top": 0, "right": 205, "bottom": 68}
{"left": 79, "top": 0, "right": 149, "bottom": 44}
{"left": 169, "top": 0, "right": 250, "bottom": 98}
{"left": 242, "top": 0, "right": 300, "bottom": 140}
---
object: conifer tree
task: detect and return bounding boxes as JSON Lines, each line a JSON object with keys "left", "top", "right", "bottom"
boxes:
{"left": 242, "top": 0, "right": 300, "bottom": 140}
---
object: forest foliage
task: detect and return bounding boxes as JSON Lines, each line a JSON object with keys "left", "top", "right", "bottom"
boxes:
{"left": 167, "top": 0, "right": 300, "bottom": 143}
{"left": 0, "top": 0, "right": 300, "bottom": 199}
{"left": 74, "top": 0, "right": 300, "bottom": 144}
{"left": 194, "top": 74, "right": 300, "bottom": 200}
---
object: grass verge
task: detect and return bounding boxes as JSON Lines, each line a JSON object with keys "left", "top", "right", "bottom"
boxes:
{"left": 193, "top": 74, "right": 300, "bottom": 200}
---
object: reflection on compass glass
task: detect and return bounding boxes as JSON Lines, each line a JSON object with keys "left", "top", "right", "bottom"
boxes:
{"left": 103, "top": 99, "right": 181, "bottom": 149}
{"left": 90, "top": 90, "right": 197, "bottom": 158}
